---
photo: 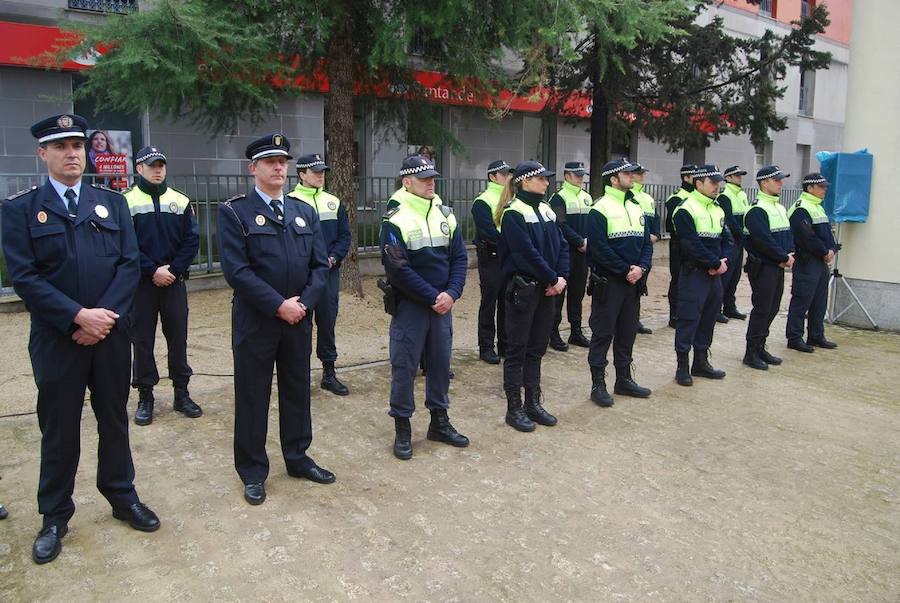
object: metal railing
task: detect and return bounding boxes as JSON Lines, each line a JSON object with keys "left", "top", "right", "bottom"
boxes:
{"left": 68, "top": 0, "right": 137, "bottom": 14}
{"left": 0, "top": 173, "right": 802, "bottom": 297}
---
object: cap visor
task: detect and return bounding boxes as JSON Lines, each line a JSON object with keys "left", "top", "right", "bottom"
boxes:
{"left": 621, "top": 165, "right": 641, "bottom": 173}
{"left": 773, "top": 173, "right": 789, "bottom": 180}
{"left": 542, "top": 170, "right": 556, "bottom": 178}
{"left": 311, "top": 165, "right": 330, "bottom": 172}
{"left": 709, "top": 174, "right": 725, "bottom": 182}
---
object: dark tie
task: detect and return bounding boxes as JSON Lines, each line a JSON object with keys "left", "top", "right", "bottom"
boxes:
{"left": 270, "top": 199, "right": 284, "bottom": 221}
{"left": 64, "top": 188, "right": 77, "bottom": 218}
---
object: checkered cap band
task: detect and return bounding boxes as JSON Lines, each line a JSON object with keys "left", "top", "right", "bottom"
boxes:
{"left": 136, "top": 151, "right": 166, "bottom": 164}
{"left": 693, "top": 168, "right": 722, "bottom": 179}
{"left": 513, "top": 168, "right": 547, "bottom": 183}
{"left": 757, "top": 168, "right": 785, "bottom": 180}
{"left": 601, "top": 161, "right": 635, "bottom": 177}
{"left": 487, "top": 162, "right": 511, "bottom": 174}
{"left": 680, "top": 166, "right": 697, "bottom": 176}
{"left": 723, "top": 167, "right": 745, "bottom": 177}
{"left": 802, "top": 176, "right": 827, "bottom": 185}
{"left": 297, "top": 159, "right": 326, "bottom": 169}
{"left": 399, "top": 163, "right": 437, "bottom": 176}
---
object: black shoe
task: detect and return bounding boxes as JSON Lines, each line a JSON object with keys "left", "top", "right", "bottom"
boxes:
{"left": 691, "top": 349, "right": 726, "bottom": 379}
{"left": 134, "top": 388, "right": 154, "bottom": 426}
{"left": 112, "top": 502, "right": 160, "bottom": 532}
{"left": 32, "top": 524, "right": 66, "bottom": 564}
{"left": 675, "top": 351, "right": 693, "bottom": 386}
{"left": 480, "top": 348, "right": 501, "bottom": 365}
{"left": 614, "top": 377, "right": 652, "bottom": 398}
{"left": 787, "top": 339, "right": 815, "bottom": 353}
{"left": 393, "top": 417, "right": 413, "bottom": 460}
{"left": 524, "top": 389, "right": 557, "bottom": 426}
{"left": 668, "top": 318, "right": 677, "bottom": 329}
{"left": 287, "top": 462, "right": 336, "bottom": 484}
{"left": 426, "top": 409, "right": 470, "bottom": 447}
{"left": 549, "top": 331, "right": 569, "bottom": 352}
{"left": 723, "top": 308, "right": 747, "bottom": 320}
{"left": 715, "top": 313, "right": 730, "bottom": 324}
{"left": 505, "top": 390, "right": 536, "bottom": 432}
{"left": 0, "top": 504, "right": 7, "bottom": 520}
{"left": 567, "top": 327, "right": 590, "bottom": 348}
{"left": 590, "top": 367, "right": 614, "bottom": 407}
{"left": 808, "top": 337, "right": 837, "bottom": 349}
{"left": 637, "top": 322, "right": 653, "bottom": 335}
{"left": 759, "top": 346, "right": 783, "bottom": 365}
{"left": 321, "top": 373, "right": 350, "bottom": 396}
{"left": 243, "top": 482, "right": 266, "bottom": 505}
{"left": 174, "top": 387, "right": 202, "bottom": 418}
{"left": 743, "top": 344, "right": 769, "bottom": 370}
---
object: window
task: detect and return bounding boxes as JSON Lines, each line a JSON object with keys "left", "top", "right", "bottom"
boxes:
{"left": 797, "top": 144, "right": 811, "bottom": 176}
{"left": 798, "top": 69, "right": 815, "bottom": 116}
{"left": 759, "top": 0, "right": 775, "bottom": 18}
{"left": 801, "top": 0, "right": 815, "bottom": 19}
{"left": 754, "top": 142, "right": 772, "bottom": 175}
{"left": 68, "top": 0, "right": 137, "bottom": 13}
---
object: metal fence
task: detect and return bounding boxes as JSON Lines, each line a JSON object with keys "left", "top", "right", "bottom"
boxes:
{"left": 0, "top": 173, "right": 803, "bottom": 297}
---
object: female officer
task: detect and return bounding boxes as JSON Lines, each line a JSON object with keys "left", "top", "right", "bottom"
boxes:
{"left": 494, "top": 161, "right": 569, "bottom": 432}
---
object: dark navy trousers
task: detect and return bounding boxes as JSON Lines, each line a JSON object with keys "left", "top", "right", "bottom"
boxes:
{"left": 675, "top": 267, "right": 723, "bottom": 353}
{"left": 312, "top": 268, "right": 341, "bottom": 363}
{"left": 746, "top": 262, "right": 785, "bottom": 345}
{"left": 476, "top": 248, "right": 506, "bottom": 354}
{"left": 588, "top": 278, "right": 639, "bottom": 371}
{"left": 131, "top": 277, "right": 192, "bottom": 389}
{"left": 786, "top": 257, "right": 830, "bottom": 343}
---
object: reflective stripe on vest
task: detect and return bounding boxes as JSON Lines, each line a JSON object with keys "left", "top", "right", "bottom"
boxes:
{"left": 557, "top": 181, "right": 593, "bottom": 215}
{"left": 498, "top": 198, "right": 557, "bottom": 232}
{"left": 722, "top": 182, "right": 750, "bottom": 216}
{"left": 590, "top": 186, "right": 645, "bottom": 239}
{"left": 386, "top": 189, "right": 457, "bottom": 250}
{"left": 788, "top": 192, "right": 829, "bottom": 224}
{"left": 673, "top": 189, "right": 726, "bottom": 239}
{"left": 754, "top": 192, "right": 791, "bottom": 232}
{"left": 474, "top": 181, "right": 504, "bottom": 215}
{"left": 124, "top": 186, "right": 190, "bottom": 216}
{"left": 288, "top": 185, "right": 340, "bottom": 221}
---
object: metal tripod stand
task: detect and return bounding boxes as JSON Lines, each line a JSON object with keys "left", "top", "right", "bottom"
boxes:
{"left": 826, "top": 223, "right": 878, "bottom": 329}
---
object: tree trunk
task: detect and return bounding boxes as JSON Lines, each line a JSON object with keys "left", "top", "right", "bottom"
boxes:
{"left": 326, "top": 21, "right": 364, "bottom": 297}
{"left": 588, "top": 74, "right": 610, "bottom": 199}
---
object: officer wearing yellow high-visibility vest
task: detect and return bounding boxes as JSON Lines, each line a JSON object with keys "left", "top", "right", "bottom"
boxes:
{"left": 717, "top": 165, "right": 751, "bottom": 321}
{"left": 785, "top": 172, "right": 838, "bottom": 352}
{"left": 124, "top": 146, "right": 201, "bottom": 426}
{"left": 288, "top": 153, "right": 352, "bottom": 396}
{"left": 548, "top": 161, "right": 592, "bottom": 350}
{"left": 742, "top": 165, "right": 795, "bottom": 370}
{"left": 585, "top": 158, "right": 652, "bottom": 407}
{"left": 380, "top": 155, "right": 469, "bottom": 460}
{"left": 671, "top": 165, "right": 733, "bottom": 386}
{"left": 631, "top": 163, "right": 659, "bottom": 335}
{"left": 471, "top": 160, "right": 512, "bottom": 364}
{"left": 665, "top": 164, "right": 697, "bottom": 327}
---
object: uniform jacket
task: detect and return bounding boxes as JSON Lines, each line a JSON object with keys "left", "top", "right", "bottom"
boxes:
{"left": 585, "top": 185, "right": 653, "bottom": 278}
{"left": 788, "top": 192, "right": 837, "bottom": 260}
{"left": 672, "top": 189, "right": 734, "bottom": 270}
{"left": 287, "top": 184, "right": 351, "bottom": 264}
{"left": 549, "top": 181, "right": 593, "bottom": 248}
{"left": 471, "top": 181, "right": 504, "bottom": 250}
{"left": 744, "top": 191, "right": 795, "bottom": 265}
{"left": 498, "top": 190, "right": 570, "bottom": 286}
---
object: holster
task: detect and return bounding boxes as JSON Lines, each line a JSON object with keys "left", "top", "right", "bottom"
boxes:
{"left": 377, "top": 278, "right": 398, "bottom": 316}
{"left": 587, "top": 269, "right": 609, "bottom": 302}
{"left": 506, "top": 274, "right": 538, "bottom": 309}
{"left": 637, "top": 271, "right": 649, "bottom": 296}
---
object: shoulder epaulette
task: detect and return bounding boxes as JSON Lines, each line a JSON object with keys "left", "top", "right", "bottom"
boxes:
{"left": 383, "top": 206, "right": 400, "bottom": 219}
{"left": 440, "top": 205, "right": 453, "bottom": 217}
{"left": 91, "top": 183, "right": 124, "bottom": 196}
{"left": 224, "top": 194, "right": 247, "bottom": 206}
{"left": 6, "top": 186, "right": 38, "bottom": 201}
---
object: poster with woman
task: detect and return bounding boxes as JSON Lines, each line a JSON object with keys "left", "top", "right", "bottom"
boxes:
{"left": 87, "top": 129, "right": 133, "bottom": 190}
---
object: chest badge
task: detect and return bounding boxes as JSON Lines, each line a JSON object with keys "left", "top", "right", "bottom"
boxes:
{"left": 255, "top": 214, "right": 266, "bottom": 226}
{"left": 37, "top": 210, "right": 48, "bottom": 224}
{"left": 296, "top": 217, "right": 306, "bottom": 228}
{"left": 94, "top": 204, "right": 109, "bottom": 219}
{"left": 169, "top": 201, "right": 179, "bottom": 213}
{"left": 639, "top": 215, "right": 645, "bottom": 226}
{"left": 327, "top": 201, "right": 337, "bottom": 211}
{"left": 440, "top": 222, "right": 450, "bottom": 235}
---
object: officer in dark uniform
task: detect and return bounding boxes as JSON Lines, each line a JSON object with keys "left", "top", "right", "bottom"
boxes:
{"left": 124, "top": 146, "right": 201, "bottom": 425}
{"left": 2, "top": 114, "right": 160, "bottom": 564}
{"left": 717, "top": 166, "right": 750, "bottom": 320}
{"left": 381, "top": 155, "right": 469, "bottom": 459}
{"left": 218, "top": 133, "right": 334, "bottom": 505}
{"left": 631, "top": 163, "right": 659, "bottom": 334}
{"left": 495, "top": 161, "right": 568, "bottom": 431}
{"left": 743, "top": 165, "right": 795, "bottom": 370}
{"left": 288, "top": 153, "right": 352, "bottom": 395}
{"left": 471, "top": 160, "right": 512, "bottom": 364}
{"left": 671, "top": 165, "right": 733, "bottom": 386}
{"left": 548, "top": 161, "right": 592, "bottom": 350}
{"left": 665, "top": 165, "right": 697, "bottom": 327}
{"left": 584, "top": 159, "right": 652, "bottom": 407}
{"left": 786, "top": 173, "right": 838, "bottom": 351}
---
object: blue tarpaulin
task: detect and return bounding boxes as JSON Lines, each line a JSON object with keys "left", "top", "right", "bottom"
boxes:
{"left": 816, "top": 149, "right": 872, "bottom": 223}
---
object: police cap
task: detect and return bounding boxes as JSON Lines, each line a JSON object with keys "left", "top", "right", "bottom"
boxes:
{"left": 723, "top": 165, "right": 747, "bottom": 178}
{"left": 600, "top": 158, "right": 640, "bottom": 178}
{"left": 135, "top": 146, "right": 167, "bottom": 166}
{"left": 563, "top": 161, "right": 589, "bottom": 176}
{"left": 512, "top": 160, "right": 554, "bottom": 183}
{"left": 246, "top": 133, "right": 292, "bottom": 161}
{"left": 31, "top": 114, "right": 88, "bottom": 144}
{"left": 801, "top": 172, "right": 829, "bottom": 186}
{"left": 692, "top": 164, "right": 725, "bottom": 182}
{"left": 296, "top": 153, "right": 329, "bottom": 172}
{"left": 633, "top": 163, "right": 649, "bottom": 174}
{"left": 679, "top": 164, "right": 698, "bottom": 177}
{"left": 399, "top": 155, "right": 440, "bottom": 178}
{"left": 487, "top": 160, "right": 511, "bottom": 175}
{"left": 756, "top": 165, "right": 789, "bottom": 181}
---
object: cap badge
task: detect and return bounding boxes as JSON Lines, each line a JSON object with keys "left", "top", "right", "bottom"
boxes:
{"left": 295, "top": 217, "right": 306, "bottom": 228}
{"left": 273, "top": 134, "right": 283, "bottom": 146}
{"left": 255, "top": 214, "right": 266, "bottom": 226}
{"left": 37, "top": 210, "right": 48, "bottom": 224}
{"left": 315, "top": 154, "right": 321, "bottom": 161}
{"left": 94, "top": 204, "right": 109, "bottom": 218}
{"left": 57, "top": 115, "right": 73, "bottom": 128}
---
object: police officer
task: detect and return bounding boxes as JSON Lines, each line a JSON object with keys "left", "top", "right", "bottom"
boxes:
{"left": 124, "top": 146, "right": 201, "bottom": 425}
{"left": 381, "top": 155, "right": 468, "bottom": 459}
{"left": 786, "top": 173, "right": 838, "bottom": 351}
{"left": 631, "top": 163, "right": 659, "bottom": 335}
{"left": 743, "top": 165, "right": 795, "bottom": 370}
{"left": 471, "top": 160, "right": 511, "bottom": 364}
{"left": 665, "top": 165, "right": 697, "bottom": 328}
{"left": 494, "top": 161, "right": 568, "bottom": 430}
{"left": 287, "top": 153, "right": 352, "bottom": 395}
{"left": 671, "top": 165, "right": 733, "bottom": 386}
{"left": 218, "top": 133, "right": 334, "bottom": 505}
{"left": 585, "top": 159, "right": 652, "bottom": 406}
{"left": 717, "top": 166, "right": 750, "bottom": 320}
{"left": 2, "top": 114, "right": 160, "bottom": 564}
{"left": 548, "top": 161, "right": 592, "bottom": 350}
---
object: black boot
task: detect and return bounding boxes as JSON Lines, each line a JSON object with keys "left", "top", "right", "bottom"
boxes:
{"left": 808, "top": 337, "right": 837, "bottom": 349}
{"left": 742, "top": 343, "right": 769, "bottom": 370}
{"left": 675, "top": 351, "right": 693, "bottom": 386}
{"left": 524, "top": 388, "right": 557, "bottom": 426}
{"left": 758, "top": 343, "right": 783, "bottom": 365}
{"left": 567, "top": 327, "right": 590, "bottom": 348}
{"left": 691, "top": 348, "right": 726, "bottom": 379}
{"left": 590, "top": 367, "right": 614, "bottom": 407}
{"left": 321, "top": 362, "right": 350, "bottom": 395}
{"left": 549, "top": 330, "right": 569, "bottom": 352}
{"left": 174, "top": 385, "right": 202, "bottom": 418}
{"left": 723, "top": 307, "right": 747, "bottom": 320}
{"left": 135, "top": 388, "right": 154, "bottom": 426}
{"left": 667, "top": 317, "right": 677, "bottom": 329}
{"left": 637, "top": 322, "right": 653, "bottom": 335}
{"left": 788, "top": 339, "right": 815, "bottom": 353}
{"left": 426, "top": 409, "right": 470, "bottom": 447}
{"left": 393, "top": 417, "right": 412, "bottom": 460}
{"left": 480, "top": 348, "right": 501, "bottom": 364}
{"left": 715, "top": 313, "right": 730, "bottom": 324}
{"left": 614, "top": 365, "right": 652, "bottom": 398}
{"left": 505, "top": 390, "right": 536, "bottom": 432}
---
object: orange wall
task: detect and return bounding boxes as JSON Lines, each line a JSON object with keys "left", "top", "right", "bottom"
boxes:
{"left": 721, "top": 0, "right": 852, "bottom": 45}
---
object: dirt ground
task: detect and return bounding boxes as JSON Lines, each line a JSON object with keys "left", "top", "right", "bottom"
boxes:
{"left": 0, "top": 268, "right": 898, "bottom": 601}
